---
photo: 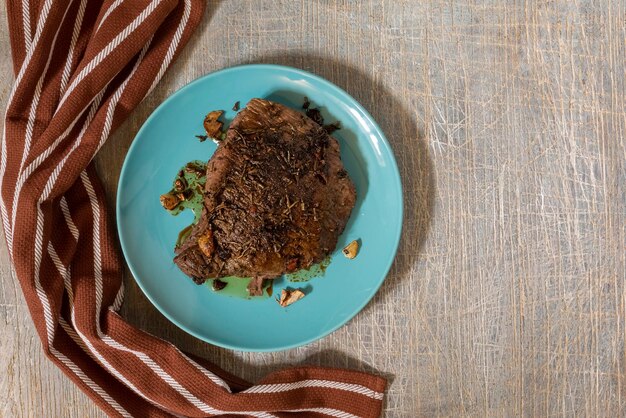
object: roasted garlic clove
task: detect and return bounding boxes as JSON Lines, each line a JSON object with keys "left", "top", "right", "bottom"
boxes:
{"left": 173, "top": 177, "right": 187, "bottom": 192}
{"left": 175, "top": 189, "right": 192, "bottom": 202}
{"left": 197, "top": 230, "right": 215, "bottom": 258}
{"left": 277, "top": 288, "right": 305, "bottom": 307}
{"left": 342, "top": 240, "right": 359, "bottom": 259}
{"left": 160, "top": 193, "right": 181, "bottom": 210}
{"left": 203, "top": 110, "right": 224, "bottom": 139}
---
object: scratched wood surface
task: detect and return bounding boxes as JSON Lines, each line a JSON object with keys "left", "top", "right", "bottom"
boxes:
{"left": 1, "top": 1, "right": 625, "bottom": 417}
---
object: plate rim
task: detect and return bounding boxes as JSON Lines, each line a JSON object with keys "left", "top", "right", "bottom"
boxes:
{"left": 116, "top": 63, "right": 404, "bottom": 352}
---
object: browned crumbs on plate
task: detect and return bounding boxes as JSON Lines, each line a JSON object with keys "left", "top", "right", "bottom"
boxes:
{"left": 303, "top": 97, "right": 341, "bottom": 134}
{"left": 184, "top": 162, "right": 206, "bottom": 176}
{"left": 212, "top": 279, "right": 227, "bottom": 291}
{"left": 323, "top": 121, "right": 341, "bottom": 134}
{"left": 305, "top": 108, "right": 324, "bottom": 126}
{"left": 232, "top": 101, "right": 240, "bottom": 111}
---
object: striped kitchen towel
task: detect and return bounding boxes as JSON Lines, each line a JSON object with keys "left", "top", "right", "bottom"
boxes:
{"left": 1, "top": 0, "right": 386, "bottom": 417}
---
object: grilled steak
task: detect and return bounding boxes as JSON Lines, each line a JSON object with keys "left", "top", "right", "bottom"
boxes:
{"left": 174, "top": 98, "right": 356, "bottom": 294}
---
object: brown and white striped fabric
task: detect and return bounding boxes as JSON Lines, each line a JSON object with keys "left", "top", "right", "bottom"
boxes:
{"left": 1, "top": 0, "right": 386, "bottom": 416}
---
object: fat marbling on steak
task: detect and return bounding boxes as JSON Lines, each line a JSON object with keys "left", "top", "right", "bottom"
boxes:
{"left": 174, "top": 98, "right": 356, "bottom": 295}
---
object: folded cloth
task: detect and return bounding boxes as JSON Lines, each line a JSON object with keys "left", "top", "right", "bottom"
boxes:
{"left": 1, "top": 0, "right": 386, "bottom": 416}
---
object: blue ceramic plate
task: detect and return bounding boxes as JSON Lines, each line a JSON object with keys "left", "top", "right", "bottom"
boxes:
{"left": 117, "top": 65, "right": 402, "bottom": 351}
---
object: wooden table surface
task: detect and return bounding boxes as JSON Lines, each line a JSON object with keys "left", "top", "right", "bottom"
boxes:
{"left": 1, "top": 1, "right": 625, "bottom": 417}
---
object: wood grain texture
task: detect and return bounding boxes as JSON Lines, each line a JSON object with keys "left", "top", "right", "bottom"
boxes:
{"left": 1, "top": 1, "right": 625, "bottom": 416}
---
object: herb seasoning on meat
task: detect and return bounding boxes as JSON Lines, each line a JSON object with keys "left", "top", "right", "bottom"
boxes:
{"left": 169, "top": 99, "right": 356, "bottom": 296}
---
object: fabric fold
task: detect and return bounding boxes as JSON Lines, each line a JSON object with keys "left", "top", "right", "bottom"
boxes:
{"left": 1, "top": 1, "right": 387, "bottom": 416}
